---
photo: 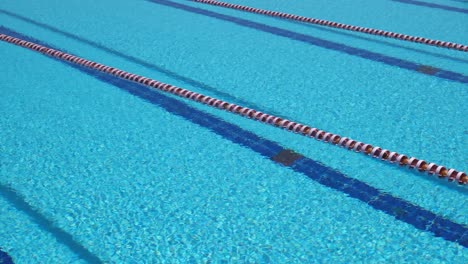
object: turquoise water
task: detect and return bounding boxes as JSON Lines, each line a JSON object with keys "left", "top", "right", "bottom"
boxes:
{"left": 0, "top": 0, "right": 467, "bottom": 262}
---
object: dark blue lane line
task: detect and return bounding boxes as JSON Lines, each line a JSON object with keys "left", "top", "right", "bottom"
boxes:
{"left": 0, "top": 248, "right": 14, "bottom": 264}
{"left": 392, "top": 0, "right": 468, "bottom": 14}
{"left": 148, "top": 0, "right": 468, "bottom": 84}
{"left": 2, "top": 26, "right": 467, "bottom": 248}
{"left": 0, "top": 185, "right": 102, "bottom": 263}
{"left": 0, "top": 9, "right": 292, "bottom": 121}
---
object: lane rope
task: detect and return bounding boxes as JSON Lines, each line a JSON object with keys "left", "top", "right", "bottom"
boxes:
{"left": 0, "top": 33, "right": 466, "bottom": 185}
{"left": 194, "top": 0, "right": 468, "bottom": 52}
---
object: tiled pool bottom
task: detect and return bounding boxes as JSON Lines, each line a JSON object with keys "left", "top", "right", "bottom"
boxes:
{"left": 1, "top": 26, "right": 467, "bottom": 252}
{"left": 1, "top": 0, "right": 467, "bottom": 262}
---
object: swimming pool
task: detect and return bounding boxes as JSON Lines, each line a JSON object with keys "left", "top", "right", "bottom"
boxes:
{"left": 0, "top": 0, "right": 467, "bottom": 262}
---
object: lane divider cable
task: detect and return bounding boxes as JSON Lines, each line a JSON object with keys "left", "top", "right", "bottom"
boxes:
{"left": 194, "top": 0, "right": 468, "bottom": 52}
{"left": 0, "top": 33, "right": 466, "bottom": 185}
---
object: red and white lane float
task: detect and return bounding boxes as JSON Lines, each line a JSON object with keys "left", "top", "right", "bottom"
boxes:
{"left": 0, "top": 33, "right": 466, "bottom": 185}
{"left": 194, "top": 0, "right": 468, "bottom": 52}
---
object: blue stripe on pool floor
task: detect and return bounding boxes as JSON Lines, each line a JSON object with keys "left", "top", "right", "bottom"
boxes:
{"left": 0, "top": 248, "right": 13, "bottom": 264}
{"left": 392, "top": 0, "right": 468, "bottom": 14}
{"left": 148, "top": 0, "right": 468, "bottom": 84}
{"left": 0, "top": 184, "right": 103, "bottom": 263}
{"left": 1, "top": 26, "right": 467, "bottom": 250}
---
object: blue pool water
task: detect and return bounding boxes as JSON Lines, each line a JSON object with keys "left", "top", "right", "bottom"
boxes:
{"left": 0, "top": 0, "right": 467, "bottom": 262}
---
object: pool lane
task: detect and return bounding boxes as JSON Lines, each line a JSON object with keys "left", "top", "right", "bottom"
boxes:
{"left": 0, "top": 8, "right": 299, "bottom": 123}
{"left": 193, "top": 0, "right": 468, "bottom": 51}
{"left": 1, "top": 26, "right": 466, "bottom": 248}
{"left": 146, "top": 0, "right": 468, "bottom": 84}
